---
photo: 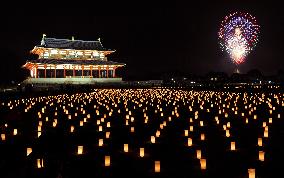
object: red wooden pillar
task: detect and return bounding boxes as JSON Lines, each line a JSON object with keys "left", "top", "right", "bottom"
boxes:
{"left": 106, "top": 67, "right": 109, "bottom": 78}
{"left": 113, "top": 67, "right": 116, "bottom": 78}
{"left": 81, "top": 65, "right": 84, "bottom": 78}
{"left": 73, "top": 66, "right": 75, "bottom": 77}
{"left": 31, "top": 67, "right": 35, "bottom": 78}
{"left": 98, "top": 67, "right": 101, "bottom": 78}
{"left": 64, "top": 66, "right": 66, "bottom": 78}
{"left": 44, "top": 64, "right": 47, "bottom": 78}
{"left": 35, "top": 65, "right": 38, "bottom": 78}
{"left": 90, "top": 66, "right": 93, "bottom": 77}
{"left": 54, "top": 65, "right": 57, "bottom": 78}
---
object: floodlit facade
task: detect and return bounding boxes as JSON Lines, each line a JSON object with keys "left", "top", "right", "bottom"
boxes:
{"left": 22, "top": 34, "right": 125, "bottom": 85}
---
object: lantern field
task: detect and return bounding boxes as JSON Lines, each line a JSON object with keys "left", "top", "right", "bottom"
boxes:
{"left": 0, "top": 88, "right": 283, "bottom": 177}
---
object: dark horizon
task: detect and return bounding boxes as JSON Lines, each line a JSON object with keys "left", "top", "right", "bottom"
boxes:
{"left": 0, "top": 1, "right": 283, "bottom": 83}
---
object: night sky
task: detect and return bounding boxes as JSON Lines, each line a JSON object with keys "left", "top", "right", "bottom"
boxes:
{"left": 0, "top": 1, "right": 283, "bottom": 83}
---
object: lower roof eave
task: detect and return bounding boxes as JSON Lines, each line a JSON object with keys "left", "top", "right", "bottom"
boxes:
{"left": 25, "top": 59, "right": 126, "bottom": 66}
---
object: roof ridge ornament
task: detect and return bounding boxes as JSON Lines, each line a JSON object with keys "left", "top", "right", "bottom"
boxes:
{"left": 72, "top": 36, "right": 75, "bottom": 41}
{"left": 36, "top": 36, "right": 112, "bottom": 50}
{"left": 41, "top": 34, "right": 46, "bottom": 46}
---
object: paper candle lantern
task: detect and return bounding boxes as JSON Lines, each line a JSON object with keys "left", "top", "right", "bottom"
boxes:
{"left": 38, "top": 126, "right": 42, "bottom": 132}
{"left": 38, "top": 132, "right": 41, "bottom": 138}
{"left": 105, "top": 156, "right": 111, "bottom": 167}
{"left": 184, "top": 130, "right": 188, "bottom": 136}
{"left": 106, "top": 132, "right": 110, "bottom": 139}
{"left": 156, "top": 130, "right": 160, "bottom": 137}
{"left": 227, "top": 122, "right": 230, "bottom": 128}
{"left": 77, "top": 146, "right": 83, "bottom": 154}
{"left": 70, "top": 126, "right": 75, "bottom": 133}
{"left": 259, "top": 151, "right": 265, "bottom": 161}
{"left": 258, "top": 138, "right": 262, "bottom": 146}
{"left": 155, "top": 161, "right": 160, "bottom": 173}
{"left": 140, "top": 148, "right": 145, "bottom": 157}
{"left": 144, "top": 119, "right": 148, "bottom": 124}
{"left": 226, "top": 130, "right": 230, "bottom": 137}
{"left": 196, "top": 150, "right": 202, "bottom": 159}
{"left": 188, "top": 138, "right": 193, "bottom": 146}
{"left": 248, "top": 168, "right": 255, "bottom": 178}
{"left": 37, "top": 158, "right": 44, "bottom": 168}
{"left": 216, "top": 119, "right": 220, "bottom": 124}
{"left": 151, "top": 136, "right": 155, "bottom": 143}
{"left": 264, "top": 130, "right": 268, "bottom": 138}
{"left": 27, "top": 148, "right": 32, "bottom": 156}
{"left": 200, "top": 159, "right": 206, "bottom": 170}
{"left": 231, "top": 141, "right": 236, "bottom": 151}
{"left": 1, "top": 133, "right": 6, "bottom": 141}
{"left": 13, "top": 129, "right": 18, "bottom": 135}
{"left": 124, "top": 144, "right": 129, "bottom": 152}
{"left": 99, "top": 139, "right": 104, "bottom": 146}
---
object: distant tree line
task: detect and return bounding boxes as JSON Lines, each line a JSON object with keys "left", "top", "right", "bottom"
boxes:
{"left": 161, "top": 69, "right": 284, "bottom": 86}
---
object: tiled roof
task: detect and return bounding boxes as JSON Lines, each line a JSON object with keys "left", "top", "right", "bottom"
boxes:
{"left": 38, "top": 38, "right": 113, "bottom": 51}
{"left": 27, "top": 59, "right": 125, "bottom": 66}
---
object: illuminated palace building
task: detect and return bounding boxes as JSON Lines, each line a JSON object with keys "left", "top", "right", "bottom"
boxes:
{"left": 22, "top": 35, "right": 125, "bottom": 85}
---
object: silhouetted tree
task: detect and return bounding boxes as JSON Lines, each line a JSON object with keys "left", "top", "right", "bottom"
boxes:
{"left": 247, "top": 69, "right": 263, "bottom": 79}
{"left": 277, "top": 69, "right": 284, "bottom": 82}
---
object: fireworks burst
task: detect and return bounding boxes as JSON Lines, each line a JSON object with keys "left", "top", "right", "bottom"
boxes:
{"left": 218, "top": 12, "right": 260, "bottom": 65}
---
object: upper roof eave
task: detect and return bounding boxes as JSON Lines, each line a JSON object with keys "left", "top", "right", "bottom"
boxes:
{"left": 33, "top": 45, "right": 115, "bottom": 52}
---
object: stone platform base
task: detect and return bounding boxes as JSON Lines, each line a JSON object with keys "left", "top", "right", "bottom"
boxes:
{"left": 22, "top": 77, "right": 123, "bottom": 85}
